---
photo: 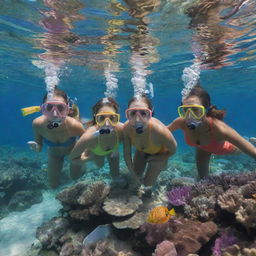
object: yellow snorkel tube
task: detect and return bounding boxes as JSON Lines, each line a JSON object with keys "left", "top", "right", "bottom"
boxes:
{"left": 21, "top": 106, "right": 41, "bottom": 116}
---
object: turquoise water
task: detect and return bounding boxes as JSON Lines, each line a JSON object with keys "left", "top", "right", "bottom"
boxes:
{"left": 1, "top": 0, "right": 256, "bottom": 255}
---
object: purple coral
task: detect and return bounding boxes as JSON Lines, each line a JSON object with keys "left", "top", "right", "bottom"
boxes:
{"left": 167, "top": 186, "right": 192, "bottom": 206}
{"left": 212, "top": 231, "right": 238, "bottom": 256}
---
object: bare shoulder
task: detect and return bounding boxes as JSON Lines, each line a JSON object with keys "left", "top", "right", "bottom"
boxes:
{"left": 151, "top": 117, "right": 166, "bottom": 128}
{"left": 168, "top": 117, "right": 185, "bottom": 127}
{"left": 212, "top": 118, "right": 230, "bottom": 132}
{"left": 78, "top": 126, "right": 97, "bottom": 143}
{"left": 116, "top": 122, "right": 124, "bottom": 130}
{"left": 150, "top": 117, "right": 170, "bottom": 135}
{"left": 123, "top": 120, "right": 131, "bottom": 133}
{"left": 32, "top": 116, "right": 46, "bottom": 128}
{"left": 115, "top": 122, "right": 124, "bottom": 136}
{"left": 66, "top": 116, "right": 83, "bottom": 128}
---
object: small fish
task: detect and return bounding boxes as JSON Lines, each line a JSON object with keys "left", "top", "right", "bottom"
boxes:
{"left": 251, "top": 193, "right": 256, "bottom": 200}
{"left": 147, "top": 206, "right": 176, "bottom": 224}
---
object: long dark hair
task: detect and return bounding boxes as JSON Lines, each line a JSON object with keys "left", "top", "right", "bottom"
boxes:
{"left": 185, "top": 85, "right": 226, "bottom": 120}
{"left": 86, "top": 97, "right": 119, "bottom": 127}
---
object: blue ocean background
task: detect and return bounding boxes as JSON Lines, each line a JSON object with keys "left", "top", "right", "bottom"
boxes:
{"left": 1, "top": 0, "right": 256, "bottom": 255}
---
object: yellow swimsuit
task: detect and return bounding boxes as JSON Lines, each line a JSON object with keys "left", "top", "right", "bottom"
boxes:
{"left": 91, "top": 132, "right": 119, "bottom": 156}
{"left": 131, "top": 121, "right": 166, "bottom": 155}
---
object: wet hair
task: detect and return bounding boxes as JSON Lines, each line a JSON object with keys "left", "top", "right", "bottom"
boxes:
{"left": 86, "top": 97, "right": 119, "bottom": 127}
{"left": 43, "top": 88, "right": 68, "bottom": 104}
{"left": 185, "top": 84, "right": 226, "bottom": 120}
{"left": 128, "top": 94, "right": 154, "bottom": 112}
{"left": 43, "top": 88, "right": 80, "bottom": 120}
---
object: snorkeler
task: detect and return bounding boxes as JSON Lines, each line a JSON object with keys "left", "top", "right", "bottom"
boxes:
{"left": 168, "top": 85, "right": 256, "bottom": 179}
{"left": 123, "top": 95, "right": 177, "bottom": 190}
{"left": 22, "top": 88, "right": 85, "bottom": 188}
{"left": 70, "top": 97, "right": 124, "bottom": 185}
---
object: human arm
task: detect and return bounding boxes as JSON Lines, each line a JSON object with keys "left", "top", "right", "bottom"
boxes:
{"left": 69, "top": 130, "right": 93, "bottom": 164}
{"left": 115, "top": 122, "right": 124, "bottom": 141}
{"left": 123, "top": 124, "right": 134, "bottom": 172}
{"left": 148, "top": 121, "right": 177, "bottom": 162}
{"left": 68, "top": 117, "right": 85, "bottom": 137}
{"left": 218, "top": 121, "right": 256, "bottom": 158}
{"left": 167, "top": 117, "right": 183, "bottom": 132}
{"left": 29, "top": 119, "right": 43, "bottom": 152}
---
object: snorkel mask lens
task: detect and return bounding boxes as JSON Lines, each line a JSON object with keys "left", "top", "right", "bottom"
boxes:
{"left": 95, "top": 112, "right": 120, "bottom": 127}
{"left": 126, "top": 108, "right": 152, "bottom": 134}
{"left": 125, "top": 108, "right": 152, "bottom": 122}
{"left": 41, "top": 101, "right": 69, "bottom": 118}
{"left": 178, "top": 105, "right": 205, "bottom": 120}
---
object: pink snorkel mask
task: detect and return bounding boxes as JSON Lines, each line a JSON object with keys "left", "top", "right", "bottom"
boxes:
{"left": 41, "top": 101, "right": 69, "bottom": 119}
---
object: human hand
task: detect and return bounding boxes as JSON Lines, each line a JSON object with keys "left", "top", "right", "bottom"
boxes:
{"left": 249, "top": 137, "right": 256, "bottom": 145}
{"left": 80, "top": 151, "right": 91, "bottom": 161}
{"left": 27, "top": 141, "right": 41, "bottom": 152}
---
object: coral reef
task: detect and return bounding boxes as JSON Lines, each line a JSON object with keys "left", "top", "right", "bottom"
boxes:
{"left": 167, "top": 186, "right": 192, "bottom": 206}
{"left": 81, "top": 238, "right": 140, "bottom": 256}
{"left": 103, "top": 195, "right": 142, "bottom": 217}
{"left": 36, "top": 217, "right": 70, "bottom": 250}
{"left": 27, "top": 167, "right": 256, "bottom": 256}
{"left": 0, "top": 154, "right": 47, "bottom": 218}
{"left": 152, "top": 240, "right": 177, "bottom": 256}
{"left": 8, "top": 190, "right": 43, "bottom": 211}
{"left": 212, "top": 229, "right": 238, "bottom": 256}
{"left": 139, "top": 218, "right": 217, "bottom": 255}
{"left": 56, "top": 181, "right": 110, "bottom": 221}
{"left": 112, "top": 212, "right": 147, "bottom": 229}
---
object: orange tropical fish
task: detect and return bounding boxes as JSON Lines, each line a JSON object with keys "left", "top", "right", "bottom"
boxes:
{"left": 147, "top": 206, "right": 176, "bottom": 224}
{"left": 251, "top": 194, "right": 256, "bottom": 200}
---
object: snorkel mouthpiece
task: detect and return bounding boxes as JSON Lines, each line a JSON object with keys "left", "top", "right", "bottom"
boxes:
{"left": 135, "top": 124, "right": 144, "bottom": 134}
{"left": 47, "top": 120, "right": 62, "bottom": 129}
{"left": 187, "top": 120, "right": 201, "bottom": 130}
{"left": 99, "top": 126, "right": 113, "bottom": 134}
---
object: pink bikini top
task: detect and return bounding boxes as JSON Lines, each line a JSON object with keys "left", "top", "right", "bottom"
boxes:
{"left": 183, "top": 118, "right": 235, "bottom": 155}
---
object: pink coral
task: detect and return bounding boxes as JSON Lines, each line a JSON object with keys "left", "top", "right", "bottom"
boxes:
{"left": 153, "top": 240, "right": 177, "bottom": 256}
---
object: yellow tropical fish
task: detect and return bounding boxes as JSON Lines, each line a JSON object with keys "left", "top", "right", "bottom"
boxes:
{"left": 147, "top": 206, "right": 176, "bottom": 224}
{"left": 251, "top": 194, "right": 256, "bottom": 200}
{"left": 21, "top": 106, "right": 41, "bottom": 116}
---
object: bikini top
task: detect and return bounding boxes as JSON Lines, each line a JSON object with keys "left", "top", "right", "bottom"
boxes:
{"left": 131, "top": 121, "right": 165, "bottom": 155}
{"left": 183, "top": 117, "right": 235, "bottom": 155}
{"left": 44, "top": 136, "right": 77, "bottom": 147}
{"left": 91, "top": 131, "right": 119, "bottom": 156}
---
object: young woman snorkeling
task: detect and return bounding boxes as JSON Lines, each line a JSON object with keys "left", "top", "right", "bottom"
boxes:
{"left": 168, "top": 85, "right": 256, "bottom": 179}
{"left": 123, "top": 95, "right": 177, "bottom": 191}
{"left": 70, "top": 97, "right": 124, "bottom": 184}
{"left": 22, "top": 88, "right": 85, "bottom": 188}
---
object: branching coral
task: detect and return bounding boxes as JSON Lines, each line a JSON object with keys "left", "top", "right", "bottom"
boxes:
{"left": 167, "top": 186, "right": 192, "bottom": 206}
{"left": 235, "top": 199, "right": 256, "bottom": 231}
{"left": 212, "top": 230, "right": 238, "bottom": 256}
{"left": 217, "top": 189, "right": 243, "bottom": 213}
{"left": 184, "top": 195, "right": 216, "bottom": 220}
{"left": 56, "top": 181, "right": 110, "bottom": 220}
